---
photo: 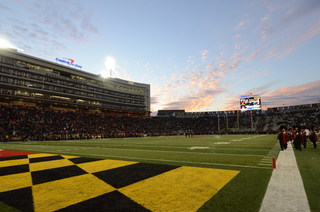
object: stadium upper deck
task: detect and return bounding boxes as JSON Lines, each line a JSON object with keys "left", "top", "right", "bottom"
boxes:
{"left": 0, "top": 48, "right": 150, "bottom": 116}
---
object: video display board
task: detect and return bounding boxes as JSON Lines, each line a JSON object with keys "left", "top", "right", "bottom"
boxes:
{"left": 240, "top": 94, "right": 261, "bottom": 111}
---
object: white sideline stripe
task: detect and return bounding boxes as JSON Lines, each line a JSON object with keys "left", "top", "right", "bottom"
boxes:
{"left": 259, "top": 143, "right": 310, "bottom": 212}
{"left": 258, "top": 163, "right": 272, "bottom": 166}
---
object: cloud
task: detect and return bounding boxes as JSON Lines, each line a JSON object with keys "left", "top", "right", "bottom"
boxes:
{"left": 262, "top": 20, "right": 320, "bottom": 60}
{"left": 0, "top": 4, "right": 11, "bottom": 11}
{"left": 280, "top": 0, "right": 320, "bottom": 25}
{"left": 261, "top": 16, "right": 269, "bottom": 22}
{"left": 262, "top": 0, "right": 320, "bottom": 38}
{"left": 279, "top": 22, "right": 320, "bottom": 58}
{"left": 151, "top": 96, "right": 159, "bottom": 105}
{"left": 247, "top": 48, "right": 261, "bottom": 61}
{"left": 219, "top": 61, "right": 229, "bottom": 69}
{"left": 114, "top": 64, "right": 134, "bottom": 81}
{"left": 233, "top": 20, "right": 249, "bottom": 30}
{"left": 222, "top": 79, "right": 320, "bottom": 110}
{"left": 145, "top": 63, "right": 149, "bottom": 68}
{"left": 206, "top": 62, "right": 215, "bottom": 69}
{"left": 2, "top": 0, "right": 100, "bottom": 57}
{"left": 81, "top": 15, "right": 99, "bottom": 35}
{"left": 200, "top": 50, "right": 209, "bottom": 61}
{"left": 261, "top": 69, "right": 269, "bottom": 75}
{"left": 233, "top": 34, "right": 241, "bottom": 40}
{"left": 263, "top": 47, "right": 278, "bottom": 60}
{"left": 262, "top": 79, "right": 320, "bottom": 107}
{"left": 218, "top": 61, "right": 240, "bottom": 77}
{"left": 234, "top": 42, "right": 244, "bottom": 49}
{"left": 221, "top": 80, "right": 281, "bottom": 110}
{"left": 161, "top": 88, "right": 225, "bottom": 111}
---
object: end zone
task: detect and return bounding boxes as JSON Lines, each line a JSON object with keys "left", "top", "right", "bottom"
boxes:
{"left": 0, "top": 150, "right": 38, "bottom": 158}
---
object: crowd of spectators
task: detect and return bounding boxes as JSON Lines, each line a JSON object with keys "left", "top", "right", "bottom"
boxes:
{"left": 0, "top": 105, "right": 225, "bottom": 141}
{"left": 0, "top": 104, "right": 319, "bottom": 142}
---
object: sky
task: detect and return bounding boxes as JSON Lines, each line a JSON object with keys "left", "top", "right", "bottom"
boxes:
{"left": 1, "top": 0, "right": 320, "bottom": 115}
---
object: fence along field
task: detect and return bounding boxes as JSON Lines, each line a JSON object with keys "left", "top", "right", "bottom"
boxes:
{"left": 0, "top": 134, "right": 278, "bottom": 212}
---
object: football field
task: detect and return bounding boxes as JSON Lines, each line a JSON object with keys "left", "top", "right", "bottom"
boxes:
{"left": 0, "top": 134, "right": 280, "bottom": 211}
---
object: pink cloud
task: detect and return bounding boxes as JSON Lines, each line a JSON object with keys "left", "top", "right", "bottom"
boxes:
{"left": 233, "top": 20, "right": 250, "bottom": 30}
{"left": 247, "top": 48, "right": 261, "bottom": 61}
{"left": 206, "top": 62, "right": 215, "bottom": 69}
{"left": 222, "top": 79, "right": 320, "bottom": 110}
{"left": 200, "top": 50, "right": 209, "bottom": 61}
{"left": 219, "top": 61, "right": 229, "bottom": 69}
{"left": 218, "top": 61, "right": 240, "bottom": 77}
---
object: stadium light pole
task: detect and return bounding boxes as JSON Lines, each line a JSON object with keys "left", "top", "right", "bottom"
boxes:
{"left": 251, "top": 112, "right": 253, "bottom": 131}
{"left": 218, "top": 108, "right": 220, "bottom": 133}
{"left": 0, "top": 38, "right": 24, "bottom": 51}
{"left": 106, "top": 57, "right": 115, "bottom": 77}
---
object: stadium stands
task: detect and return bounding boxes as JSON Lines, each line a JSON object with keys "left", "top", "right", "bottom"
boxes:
{"left": 0, "top": 103, "right": 319, "bottom": 141}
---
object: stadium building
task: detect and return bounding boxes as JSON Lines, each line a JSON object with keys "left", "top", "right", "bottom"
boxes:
{"left": 0, "top": 48, "right": 150, "bottom": 116}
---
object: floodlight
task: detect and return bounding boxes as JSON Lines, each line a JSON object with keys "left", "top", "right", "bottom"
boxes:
{"left": 0, "top": 38, "right": 24, "bottom": 51}
{"left": 105, "top": 57, "right": 115, "bottom": 77}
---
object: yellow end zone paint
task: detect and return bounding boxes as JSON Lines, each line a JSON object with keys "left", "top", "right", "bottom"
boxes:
{"left": 61, "top": 155, "right": 80, "bottom": 159}
{"left": 29, "top": 159, "right": 75, "bottom": 172}
{"left": 32, "top": 174, "right": 116, "bottom": 212}
{"left": 119, "top": 166, "right": 240, "bottom": 212}
{"left": 0, "top": 158, "right": 29, "bottom": 168}
{"left": 28, "top": 153, "right": 58, "bottom": 158}
{"left": 0, "top": 172, "right": 32, "bottom": 193}
{"left": 77, "top": 159, "right": 138, "bottom": 173}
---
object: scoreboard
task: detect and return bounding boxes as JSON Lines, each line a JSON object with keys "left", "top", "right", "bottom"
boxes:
{"left": 240, "top": 94, "right": 261, "bottom": 111}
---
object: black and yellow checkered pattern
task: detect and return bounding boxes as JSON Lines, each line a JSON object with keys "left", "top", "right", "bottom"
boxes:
{"left": 0, "top": 153, "right": 239, "bottom": 212}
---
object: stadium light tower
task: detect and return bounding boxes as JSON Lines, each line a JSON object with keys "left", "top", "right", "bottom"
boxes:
{"left": 105, "top": 57, "right": 115, "bottom": 77}
{"left": 0, "top": 38, "right": 24, "bottom": 51}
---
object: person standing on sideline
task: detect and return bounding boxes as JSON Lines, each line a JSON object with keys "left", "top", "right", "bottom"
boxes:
{"left": 302, "top": 127, "right": 307, "bottom": 148}
{"left": 292, "top": 127, "right": 297, "bottom": 149}
{"left": 296, "top": 127, "right": 302, "bottom": 151}
{"left": 277, "top": 127, "right": 284, "bottom": 151}
{"left": 282, "top": 127, "right": 289, "bottom": 150}
{"left": 310, "top": 127, "right": 318, "bottom": 148}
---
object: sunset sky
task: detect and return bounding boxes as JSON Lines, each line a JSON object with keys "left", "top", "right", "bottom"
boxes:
{"left": 1, "top": 0, "right": 320, "bottom": 114}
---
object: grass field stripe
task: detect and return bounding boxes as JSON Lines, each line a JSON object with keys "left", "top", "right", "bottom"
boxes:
{"left": 119, "top": 166, "right": 240, "bottom": 212}
{"left": 109, "top": 144, "right": 272, "bottom": 151}
{"left": 3, "top": 146, "right": 269, "bottom": 157}
{"left": 0, "top": 148, "right": 273, "bottom": 169}
{"left": 0, "top": 172, "right": 32, "bottom": 193}
{"left": 32, "top": 174, "right": 116, "bottom": 212}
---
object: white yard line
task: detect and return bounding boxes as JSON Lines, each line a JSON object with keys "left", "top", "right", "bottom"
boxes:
{"left": 259, "top": 142, "right": 310, "bottom": 212}
{"left": 0, "top": 146, "right": 267, "bottom": 157}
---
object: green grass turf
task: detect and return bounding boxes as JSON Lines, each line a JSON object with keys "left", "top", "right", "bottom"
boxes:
{"left": 294, "top": 142, "right": 320, "bottom": 212}
{"left": 0, "top": 134, "right": 279, "bottom": 212}
{"left": 0, "top": 202, "right": 20, "bottom": 212}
